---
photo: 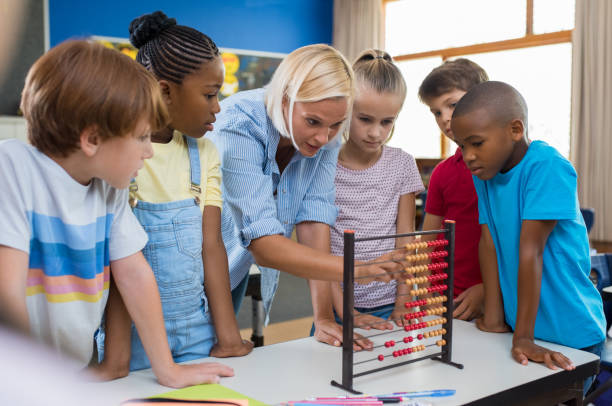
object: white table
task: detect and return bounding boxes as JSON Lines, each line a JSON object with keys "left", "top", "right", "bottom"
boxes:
{"left": 90, "top": 320, "right": 598, "bottom": 405}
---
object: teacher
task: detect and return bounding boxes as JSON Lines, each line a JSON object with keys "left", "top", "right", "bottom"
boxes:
{"left": 209, "top": 44, "right": 403, "bottom": 341}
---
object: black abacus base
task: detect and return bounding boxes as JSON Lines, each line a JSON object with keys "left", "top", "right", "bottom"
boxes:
{"left": 432, "top": 356, "right": 464, "bottom": 369}
{"left": 330, "top": 379, "right": 362, "bottom": 395}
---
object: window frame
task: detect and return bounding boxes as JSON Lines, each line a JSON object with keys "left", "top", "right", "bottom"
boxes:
{"left": 384, "top": 0, "right": 573, "bottom": 157}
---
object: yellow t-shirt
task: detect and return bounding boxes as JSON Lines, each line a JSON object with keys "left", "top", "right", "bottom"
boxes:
{"left": 132, "top": 131, "right": 222, "bottom": 211}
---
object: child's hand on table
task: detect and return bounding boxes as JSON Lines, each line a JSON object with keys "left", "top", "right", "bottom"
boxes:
{"left": 210, "top": 339, "right": 254, "bottom": 358}
{"left": 511, "top": 337, "right": 575, "bottom": 371}
{"left": 86, "top": 360, "right": 130, "bottom": 382}
{"left": 389, "top": 305, "right": 412, "bottom": 327}
{"left": 314, "top": 317, "right": 374, "bottom": 351}
{"left": 354, "top": 311, "right": 394, "bottom": 330}
{"left": 157, "top": 362, "right": 235, "bottom": 388}
{"left": 453, "top": 283, "right": 484, "bottom": 320}
{"left": 475, "top": 316, "right": 511, "bottom": 333}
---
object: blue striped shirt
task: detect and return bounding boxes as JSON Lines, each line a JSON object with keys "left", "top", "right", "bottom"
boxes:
{"left": 209, "top": 88, "right": 340, "bottom": 305}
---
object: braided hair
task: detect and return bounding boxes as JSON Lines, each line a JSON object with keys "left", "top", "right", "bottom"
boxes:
{"left": 129, "top": 11, "right": 219, "bottom": 84}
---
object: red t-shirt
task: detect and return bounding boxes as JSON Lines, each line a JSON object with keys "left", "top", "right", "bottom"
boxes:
{"left": 425, "top": 147, "right": 482, "bottom": 296}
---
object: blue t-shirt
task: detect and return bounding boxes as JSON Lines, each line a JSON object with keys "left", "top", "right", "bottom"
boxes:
{"left": 474, "top": 140, "right": 605, "bottom": 349}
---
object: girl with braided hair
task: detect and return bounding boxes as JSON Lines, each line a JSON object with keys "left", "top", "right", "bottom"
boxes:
{"left": 100, "top": 11, "right": 252, "bottom": 377}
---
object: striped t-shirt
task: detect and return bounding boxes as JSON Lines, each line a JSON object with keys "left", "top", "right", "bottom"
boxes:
{"left": 0, "top": 139, "right": 147, "bottom": 366}
{"left": 331, "top": 146, "right": 424, "bottom": 308}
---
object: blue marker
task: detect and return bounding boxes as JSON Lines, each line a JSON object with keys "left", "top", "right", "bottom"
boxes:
{"left": 379, "top": 389, "right": 456, "bottom": 398}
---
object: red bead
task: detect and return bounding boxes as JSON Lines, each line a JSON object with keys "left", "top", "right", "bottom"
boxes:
{"left": 407, "top": 348, "right": 412, "bottom": 354}
{"left": 393, "top": 351, "right": 399, "bottom": 357}
{"left": 417, "top": 334, "right": 423, "bottom": 340}
{"left": 384, "top": 342, "right": 390, "bottom": 348}
{"left": 403, "top": 349, "right": 409, "bottom": 355}
{"left": 378, "top": 354, "right": 385, "bottom": 361}
{"left": 408, "top": 336, "right": 413, "bottom": 342}
{"left": 404, "top": 325, "right": 411, "bottom": 331}
{"left": 390, "top": 340, "right": 395, "bottom": 346}
{"left": 403, "top": 337, "right": 410, "bottom": 343}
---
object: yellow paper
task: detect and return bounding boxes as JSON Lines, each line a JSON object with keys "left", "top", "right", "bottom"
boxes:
{"left": 152, "top": 384, "right": 266, "bottom": 406}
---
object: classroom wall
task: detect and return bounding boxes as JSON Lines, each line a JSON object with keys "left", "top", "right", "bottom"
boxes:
{"left": 48, "top": 0, "right": 334, "bottom": 54}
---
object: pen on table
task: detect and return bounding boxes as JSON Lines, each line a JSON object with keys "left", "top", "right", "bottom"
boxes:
{"left": 316, "top": 396, "right": 401, "bottom": 404}
{"left": 290, "top": 401, "right": 384, "bottom": 406}
{"left": 378, "top": 389, "right": 455, "bottom": 398}
{"left": 316, "top": 389, "right": 454, "bottom": 402}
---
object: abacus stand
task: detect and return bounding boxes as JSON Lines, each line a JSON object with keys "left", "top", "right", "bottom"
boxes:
{"left": 330, "top": 221, "right": 463, "bottom": 394}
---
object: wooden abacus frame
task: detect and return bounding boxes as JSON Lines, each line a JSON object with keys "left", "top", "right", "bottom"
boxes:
{"left": 330, "top": 220, "right": 463, "bottom": 394}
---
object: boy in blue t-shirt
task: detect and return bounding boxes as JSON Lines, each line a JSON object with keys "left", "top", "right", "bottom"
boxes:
{"left": 450, "top": 81, "right": 605, "bottom": 372}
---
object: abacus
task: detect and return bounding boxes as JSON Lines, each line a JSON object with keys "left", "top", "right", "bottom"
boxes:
{"left": 330, "top": 220, "right": 463, "bottom": 394}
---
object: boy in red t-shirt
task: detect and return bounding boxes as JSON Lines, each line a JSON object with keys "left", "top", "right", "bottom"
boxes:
{"left": 417, "top": 59, "right": 488, "bottom": 320}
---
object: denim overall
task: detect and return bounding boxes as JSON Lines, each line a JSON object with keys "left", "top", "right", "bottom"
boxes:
{"left": 129, "top": 135, "right": 215, "bottom": 371}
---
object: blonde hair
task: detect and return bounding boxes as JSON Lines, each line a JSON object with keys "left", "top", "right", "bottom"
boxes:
{"left": 353, "top": 49, "right": 406, "bottom": 103}
{"left": 350, "top": 49, "right": 406, "bottom": 143}
{"left": 265, "top": 44, "right": 354, "bottom": 148}
{"left": 21, "top": 40, "right": 168, "bottom": 157}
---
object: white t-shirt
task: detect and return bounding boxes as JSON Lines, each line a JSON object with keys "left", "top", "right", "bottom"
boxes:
{"left": 0, "top": 139, "right": 147, "bottom": 366}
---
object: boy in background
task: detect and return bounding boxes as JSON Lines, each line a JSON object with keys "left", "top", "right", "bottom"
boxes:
{"left": 418, "top": 59, "right": 488, "bottom": 320}
{"left": 451, "top": 81, "right": 605, "bottom": 380}
{"left": 0, "top": 40, "right": 233, "bottom": 387}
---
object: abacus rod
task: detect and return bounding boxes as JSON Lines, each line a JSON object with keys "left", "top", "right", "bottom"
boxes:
{"left": 353, "top": 251, "right": 448, "bottom": 268}
{"left": 442, "top": 220, "right": 456, "bottom": 363}
{"left": 352, "top": 351, "right": 444, "bottom": 378}
{"left": 353, "top": 260, "right": 448, "bottom": 279}
{"left": 352, "top": 267, "right": 408, "bottom": 280}
{"left": 355, "top": 327, "right": 406, "bottom": 340}
{"left": 351, "top": 246, "right": 413, "bottom": 256}
{"left": 350, "top": 312, "right": 446, "bottom": 331}
{"left": 354, "top": 229, "right": 446, "bottom": 242}
{"left": 354, "top": 259, "right": 407, "bottom": 267}
{"left": 355, "top": 328, "right": 447, "bottom": 346}
{"left": 354, "top": 343, "right": 442, "bottom": 365}
{"left": 342, "top": 231, "right": 355, "bottom": 391}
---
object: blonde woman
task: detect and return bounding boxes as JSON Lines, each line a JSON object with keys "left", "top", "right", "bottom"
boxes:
{"left": 209, "top": 44, "right": 404, "bottom": 347}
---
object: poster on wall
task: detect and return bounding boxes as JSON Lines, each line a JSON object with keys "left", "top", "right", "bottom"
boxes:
{"left": 91, "top": 36, "right": 285, "bottom": 100}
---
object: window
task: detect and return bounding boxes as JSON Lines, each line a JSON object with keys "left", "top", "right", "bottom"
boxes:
{"left": 393, "top": 57, "right": 443, "bottom": 159}
{"left": 386, "top": 0, "right": 525, "bottom": 56}
{"left": 385, "top": 0, "right": 575, "bottom": 158}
